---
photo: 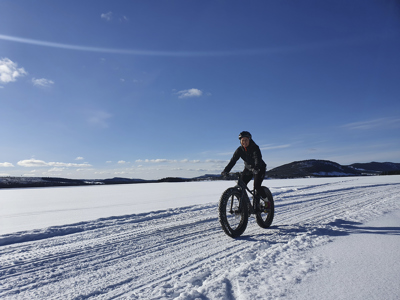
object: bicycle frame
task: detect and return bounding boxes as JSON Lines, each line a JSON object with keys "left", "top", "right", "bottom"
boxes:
{"left": 231, "top": 173, "right": 258, "bottom": 215}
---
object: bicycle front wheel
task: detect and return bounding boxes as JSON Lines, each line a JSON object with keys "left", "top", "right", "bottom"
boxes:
{"left": 218, "top": 188, "right": 248, "bottom": 238}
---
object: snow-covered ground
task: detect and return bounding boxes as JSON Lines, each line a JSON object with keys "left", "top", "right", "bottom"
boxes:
{"left": 1, "top": 176, "right": 399, "bottom": 299}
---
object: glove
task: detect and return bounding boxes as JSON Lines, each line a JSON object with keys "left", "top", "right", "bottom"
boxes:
{"left": 252, "top": 167, "right": 260, "bottom": 175}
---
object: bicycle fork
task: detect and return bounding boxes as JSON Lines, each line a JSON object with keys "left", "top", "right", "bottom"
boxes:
{"left": 229, "top": 187, "right": 247, "bottom": 215}
{"left": 229, "top": 194, "right": 235, "bottom": 214}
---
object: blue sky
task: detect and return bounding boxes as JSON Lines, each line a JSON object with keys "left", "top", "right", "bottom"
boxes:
{"left": 0, "top": 0, "right": 399, "bottom": 180}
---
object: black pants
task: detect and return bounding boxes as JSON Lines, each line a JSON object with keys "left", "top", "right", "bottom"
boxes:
{"left": 241, "top": 168, "right": 267, "bottom": 199}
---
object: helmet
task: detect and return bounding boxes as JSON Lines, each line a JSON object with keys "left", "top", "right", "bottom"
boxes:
{"left": 238, "top": 131, "right": 252, "bottom": 140}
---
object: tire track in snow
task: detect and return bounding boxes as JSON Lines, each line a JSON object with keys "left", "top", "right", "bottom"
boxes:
{"left": 1, "top": 179, "right": 399, "bottom": 299}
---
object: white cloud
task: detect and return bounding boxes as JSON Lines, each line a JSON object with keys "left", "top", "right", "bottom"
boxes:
{"left": 205, "top": 159, "right": 227, "bottom": 164}
{"left": 32, "top": 77, "right": 54, "bottom": 87}
{"left": 75, "top": 157, "right": 84, "bottom": 160}
{"left": 101, "top": 12, "right": 113, "bottom": 21}
{"left": 180, "top": 159, "right": 200, "bottom": 163}
{"left": 114, "top": 171, "right": 127, "bottom": 175}
{"left": 48, "top": 167, "right": 65, "bottom": 172}
{"left": 135, "top": 159, "right": 221, "bottom": 165}
{"left": 342, "top": 117, "right": 400, "bottom": 130}
{"left": 17, "top": 159, "right": 47, "bottom": 167}
{"left": 176, "top": 88, "right": 203, "bottom": 99}
{"left": 0, "top": 58, "right": 28, "bottom": 84}
{"left": 101, "top": 12, "right": 129, "bottom": 23}
{"left": 120, "top": 16, "right": 129, "bottom": 22}
{"left": 260, "top": 144, "right": 291, "bottom": 151}
{"left": 155, "top": 159, "right": 176, "bottom": 163}
{"left": 0, "top": 162, "right": 14, "bottom": 167}
{"left": 17, "top": 159, "right": 92, "bottom": 168}
{"left": 135, "top": 159, "right": 178, "bottom": 163}
{"left": 87, "top": 111, "right": 113, "bottom": 128}
{"left": 95, "top": 171, "right": 109, "bottom": 175}
{"left": 118, "top": 160, "right": 127, "bottom": 164}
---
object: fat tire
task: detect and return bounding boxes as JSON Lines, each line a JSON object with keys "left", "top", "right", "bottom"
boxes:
{"left": 255, "top": 186, "right": 274, "bottom": 228}
{"left": 218, "top": 188, "right": 248, "bottom": 238}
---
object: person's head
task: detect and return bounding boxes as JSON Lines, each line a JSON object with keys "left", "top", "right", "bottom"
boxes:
{"left": 238, "top": 131, "right": 252, "bottom": 148}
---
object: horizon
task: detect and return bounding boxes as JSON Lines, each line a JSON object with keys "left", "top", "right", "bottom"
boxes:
{"left": 1, "top": 159, "right": 398, "bottom": 181}
{"left": 1, "top": 0, "right": 400, "bottom": 180}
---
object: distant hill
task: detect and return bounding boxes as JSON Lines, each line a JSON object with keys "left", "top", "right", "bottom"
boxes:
{"left": 0, "top": 177, "right": 153, "bottom": 189}
{"left": 267, "top": 159, "right": 372, "bottom": 178}
{"left": 348, "top": 162, "right": 400, "bottom": 173}
{"left": 102, "top": 177, "right": 155, "bottom": 184}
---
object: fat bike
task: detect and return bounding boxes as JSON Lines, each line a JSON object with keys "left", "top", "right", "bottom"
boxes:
{"left": 218, "top": 172, "right": 274, "bottom": 238}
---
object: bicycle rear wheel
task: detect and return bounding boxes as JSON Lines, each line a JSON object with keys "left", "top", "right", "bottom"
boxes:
{"left": 218, "top": 188, "right": 248, "bottom": 238}
{"left": 255, "top": 186, "right": 274, "bottom": 228}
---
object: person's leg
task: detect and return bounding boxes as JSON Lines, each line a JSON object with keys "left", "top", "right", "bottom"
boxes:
{"left": 241, "top": 171, "right": 253, "bottom": 186}
{"left": 254, "top": 168, "right": 267, "bottom": 199}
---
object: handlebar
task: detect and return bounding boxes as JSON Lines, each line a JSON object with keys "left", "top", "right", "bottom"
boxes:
{"left": 221, "top": 172, "right": 241, "bottom": 179}
{"left": 221, "top": 168, "right": 258, "bottom": 179}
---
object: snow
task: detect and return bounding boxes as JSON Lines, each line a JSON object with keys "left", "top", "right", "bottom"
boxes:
{"left": 0, "top": 175, "right": 399, "bottom": 299}
{"left": 288, "top": 210, "right": 400, "bottom": 300}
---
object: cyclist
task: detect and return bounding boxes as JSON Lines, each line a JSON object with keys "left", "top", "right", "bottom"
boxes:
{"left": 221, "top": 131, "right": 268, "bottom": 200}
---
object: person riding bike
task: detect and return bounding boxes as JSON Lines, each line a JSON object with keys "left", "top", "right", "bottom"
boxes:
{"left": 221, "top": 131, "right": 268, "bottom": 200}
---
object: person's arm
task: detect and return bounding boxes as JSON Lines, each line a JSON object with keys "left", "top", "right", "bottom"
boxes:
{"left": 252, "top": 146, "right": 263, "bottom": 171}
{"left": 223, "top": 148, "right": 241, "bottom": 173}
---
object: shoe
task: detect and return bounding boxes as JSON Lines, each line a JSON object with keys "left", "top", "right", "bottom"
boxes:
{"left": 263, "top": 200, "right": 270, "bottom": 209}
{"left": 260, "top": 197, "right": 271, "bottom": 211}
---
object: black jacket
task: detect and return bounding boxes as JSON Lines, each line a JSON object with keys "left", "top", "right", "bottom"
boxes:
{"left": 223, "top": 140, "right": 266, "bottom": 174}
